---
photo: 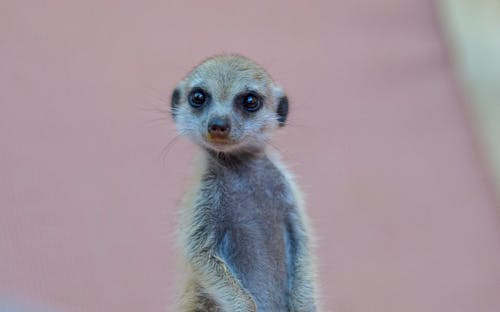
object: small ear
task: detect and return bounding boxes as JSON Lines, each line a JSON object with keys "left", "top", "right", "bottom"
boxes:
{"left": 272, "top": 86, "right": 288, "bottom": 126}
{"left": 276, "top": 95, "right": 289, "bottom": 126}
{"left": 171, "top": 87, "right": 181, "bottom": 119}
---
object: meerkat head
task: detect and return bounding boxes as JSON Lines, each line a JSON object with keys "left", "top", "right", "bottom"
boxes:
{"left": 171, "top": 55, "right": 288, "bottom": 154}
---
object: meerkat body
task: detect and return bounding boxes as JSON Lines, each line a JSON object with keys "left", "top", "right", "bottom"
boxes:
{"left": 171, "top": 55, "right": 317, "bottom": 311}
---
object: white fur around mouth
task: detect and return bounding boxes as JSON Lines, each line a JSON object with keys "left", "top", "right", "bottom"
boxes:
{"left": 202, "top": 138, "right": 243, "bottom": 153}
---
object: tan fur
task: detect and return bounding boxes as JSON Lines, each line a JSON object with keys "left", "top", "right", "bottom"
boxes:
{"left": 173, "top": 55, "right": 318, "bottom": 311}
{"left": 177, "top": 155, "right": 257, "bottom": 311}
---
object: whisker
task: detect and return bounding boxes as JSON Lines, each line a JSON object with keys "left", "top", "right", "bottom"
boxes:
{"left": 143, "top": 116, "right": 170, "bottom": 127}
{"left": 265, "top": 138, "right": 292, "bottom": 159}
{"left": 138, "top": 87, "right": 176, "bottom": 121}
{"left": 160, "top": 135, "right": 181, "bottom": 167}
{"left": 267, "top": 141, "right": 283, "bottom": 153}
{"left": 147, "top": 87, "right": 171, "bottom": 103}
{"left": 139, "top": 103, "right": 172, "bottom": 118}
{"left": 283, "top": 122, "right": 307, "bottom": 128}
{"left": 140, "top": 106, "right": 170, "bottom": 114}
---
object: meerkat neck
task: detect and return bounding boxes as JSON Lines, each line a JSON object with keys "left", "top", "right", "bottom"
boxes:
{"left": 204, "top": 148, "right": 269, "bottom": 170}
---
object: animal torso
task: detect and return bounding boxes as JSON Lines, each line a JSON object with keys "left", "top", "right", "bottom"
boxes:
{"left": 192, "top": 153, "right": 295, "bottom": 310}
{"left": 173, "top": 55, "right": 316, "bottom": 312}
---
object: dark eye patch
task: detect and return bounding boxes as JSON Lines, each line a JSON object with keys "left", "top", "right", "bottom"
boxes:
{"left": 188, "top": 87, "right": 210, "bottom": 108}
{"left": 235, "top": 91, "right": 263, "bottom": 112}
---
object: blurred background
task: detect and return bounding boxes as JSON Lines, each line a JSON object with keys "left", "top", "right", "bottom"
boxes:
{"left": 1, "top": 1, "right": 499, "bottom": 311}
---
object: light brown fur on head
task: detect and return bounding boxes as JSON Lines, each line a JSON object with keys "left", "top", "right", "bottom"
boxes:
{"left": 186, "top": 55, "right": 273, "bottom": 103}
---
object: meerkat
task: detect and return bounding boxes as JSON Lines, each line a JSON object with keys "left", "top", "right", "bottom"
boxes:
{"left": 171, "top": 55, "right": 317, "bottom": 312}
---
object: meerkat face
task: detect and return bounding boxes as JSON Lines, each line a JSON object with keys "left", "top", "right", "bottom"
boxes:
{"left": 171, "top": 55, "right": 288, "bottom": 154}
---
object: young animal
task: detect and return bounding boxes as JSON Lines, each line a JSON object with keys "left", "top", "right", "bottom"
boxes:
{"left": 171, "top": 55, "right": 317, "bottom": 311}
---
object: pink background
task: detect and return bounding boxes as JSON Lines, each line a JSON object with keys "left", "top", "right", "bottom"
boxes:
{"left": 1, "top": 1, "right": 500, "bottom": 311}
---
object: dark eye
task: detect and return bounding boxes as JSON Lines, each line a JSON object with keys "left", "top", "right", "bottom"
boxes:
{"left": 188, "top": 88, "right": 209, "bottom": 108}
{"left": 238, "top": 92, "right": 262, "bottom": 112}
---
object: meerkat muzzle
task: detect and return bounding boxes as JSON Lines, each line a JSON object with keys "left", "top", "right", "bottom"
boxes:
{"left": 207, "top": 117, "right": 231, "bottom": 141}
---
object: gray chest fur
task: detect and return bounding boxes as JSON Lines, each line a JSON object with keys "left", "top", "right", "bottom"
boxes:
{"left": 199, "top": 153, "right": 296, "bottom": 310}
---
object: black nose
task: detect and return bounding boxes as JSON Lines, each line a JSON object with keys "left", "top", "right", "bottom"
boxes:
{"left": 208, "top": 117, "right": 231, "bottom": 136}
